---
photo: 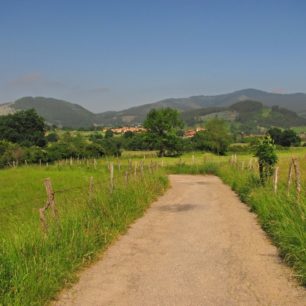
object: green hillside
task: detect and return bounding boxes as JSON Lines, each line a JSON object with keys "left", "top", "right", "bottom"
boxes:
{"left": 13, "top": 97, "right": 95, "bottom": 128}
{"left": 1, "top": 89, "right": 306, "bottom": 128}
{"left": 182, "top": 100, "right": 306, "bottom": 133}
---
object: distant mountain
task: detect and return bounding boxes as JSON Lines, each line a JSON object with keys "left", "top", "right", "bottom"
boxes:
{"left": 112, "top": 88, "right": 306, "bottom": 119}
{"left": 0, "top": 97, "right": 95, "bottom": 128}
{"left": 0, "top": 89, "right": 306, "bottom": 128}
{"left": 94, "top": 88, "right": 306, "bottom": 125}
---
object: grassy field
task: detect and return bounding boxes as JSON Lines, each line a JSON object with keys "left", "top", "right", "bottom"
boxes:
{"left": 0, "top": 161, "right": 168, "bottom": 305}
{"left": 1, "top": 149, "right": 306, "bottom": 305}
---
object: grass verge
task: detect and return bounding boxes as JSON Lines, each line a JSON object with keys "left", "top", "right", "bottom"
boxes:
{"left": 0, "top": 165, "right": 168, "bottom": 305}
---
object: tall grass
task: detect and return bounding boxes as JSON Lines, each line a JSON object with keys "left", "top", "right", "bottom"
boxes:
{"left": 0, "top": 162, "right": 168, "bottom": 305}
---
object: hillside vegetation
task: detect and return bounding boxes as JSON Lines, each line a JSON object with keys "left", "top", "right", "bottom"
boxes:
{"left": 183, "top": 100, "right": 306, "bottom": 133}
{"left": 1, "top": 88, "right": 306, "bottom": 127}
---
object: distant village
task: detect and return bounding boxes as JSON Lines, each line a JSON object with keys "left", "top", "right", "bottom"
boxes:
{"left": 102, "top": 126, "right": 205, "bottom": 138}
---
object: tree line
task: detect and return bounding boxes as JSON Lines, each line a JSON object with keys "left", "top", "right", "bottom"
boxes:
{"left": 0, "top": 108, "right": 302, "bottom": 168}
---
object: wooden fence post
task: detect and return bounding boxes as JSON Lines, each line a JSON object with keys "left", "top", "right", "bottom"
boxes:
{"left": 292, "top": 158, "right": 301, "bottom": 200}
{"left": 109, "top": 162, "right": 114, "bottom": 192}
{"left": 287, "top": 159, "right": 294, "bottom": 196}
{"left": 125, "top": 170, "right": 129, "bottom": 184}
{"left": 39, "top": 178, "right": 58, "bottom": 234}
{"left": 273, "top": 166, "right": 279, "bottom": 194}
{"left": 44, "top": 178, "right": 58, "bottom": 218}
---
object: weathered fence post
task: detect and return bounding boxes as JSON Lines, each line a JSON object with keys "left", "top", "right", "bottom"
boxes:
{"left": 125, "top": 170, "right": 129, "bottom": 184}
{"left": 109, "top": 162, "right": 114, "bottom": 192}
{"left": 287, "top": 159, "right": 294, "bottom": 196}
{"left": 44, "top": 178, "right": 58, "bottom": 218}
{"left": 39, "top": 178, "right": 58, "bottom": 234}
{"left": 273, "top": 166, "right": 279, "bottom": 194}
{"left": 292, "top": 158, "right": 301, "bottom": 200}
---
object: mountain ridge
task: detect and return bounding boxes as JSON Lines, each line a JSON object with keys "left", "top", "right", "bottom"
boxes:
{"left": 1, "top": 89, "right": 306, "bottom": 127}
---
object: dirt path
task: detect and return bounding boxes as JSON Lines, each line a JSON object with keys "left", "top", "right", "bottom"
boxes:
{"left": 54, "top": 175, "right": 306, "bottom": 306}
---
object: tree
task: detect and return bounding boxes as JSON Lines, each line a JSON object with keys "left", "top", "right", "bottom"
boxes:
{"left": 193, "top": 118, "right": 232, "bottom": 155}
{"left": 144, "top": 108, "right": 184, "bottom": 157}
{"left": 279, "top": 129, "right": 301, "bottom": 147}
{"left": 255, "top": 136, "right": 278, "bottom": 184}
{"left": 0, "top": 109, "right": 46, "bottom": 147}
{"left": 267, "top": 128, "right": 301, "bottom": 147}
{"left": 267, "top": 128, "right": 283, "bottom": 145}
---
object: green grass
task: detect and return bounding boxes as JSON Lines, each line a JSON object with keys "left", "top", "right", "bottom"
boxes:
{"left": 0, "top": 162, "right": 168, "bottom": 305}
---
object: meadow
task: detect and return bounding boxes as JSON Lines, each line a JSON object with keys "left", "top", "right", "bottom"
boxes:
{"left": 0, "top": 159, "right": 168, "bottom": 305}
{"left": 1, "top": 149, "right": 306, "bottom": 305}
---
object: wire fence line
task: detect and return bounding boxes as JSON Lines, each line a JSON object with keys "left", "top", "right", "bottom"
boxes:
{"left": 33, "top": 160, "right": 162, "bottom": 234}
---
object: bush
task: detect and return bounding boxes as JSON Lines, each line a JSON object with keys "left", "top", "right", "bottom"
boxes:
{"left": 255, "top": 136, "right": 278, "bottom": 184}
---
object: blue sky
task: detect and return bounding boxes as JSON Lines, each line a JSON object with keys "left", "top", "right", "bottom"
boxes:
{"left": 1, "top": 0, "right": 305, "bottom": 112}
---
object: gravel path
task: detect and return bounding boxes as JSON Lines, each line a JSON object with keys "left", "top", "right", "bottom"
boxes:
{"left": 54, "top": 175, "right": 306, "bottom": 306}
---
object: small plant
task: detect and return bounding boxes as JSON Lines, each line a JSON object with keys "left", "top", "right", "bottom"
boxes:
{"left": 255, "top": 136, "right": 278, "bottom": 184}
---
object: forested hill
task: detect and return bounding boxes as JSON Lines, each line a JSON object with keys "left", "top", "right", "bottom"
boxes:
{"left": 183, "top": 100, "right": 306, "bottom": 132}
{"left": 0, "top": 89, "right": 306, "bottom": 128}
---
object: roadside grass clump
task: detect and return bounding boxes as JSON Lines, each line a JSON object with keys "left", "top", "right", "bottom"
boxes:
{"left": 0, "top": 163, "right": 168, "bottom": 305}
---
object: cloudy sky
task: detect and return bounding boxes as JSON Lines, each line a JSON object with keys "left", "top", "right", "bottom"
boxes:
{"left": 1, "top": 0, "right": 306, "bottom": 112}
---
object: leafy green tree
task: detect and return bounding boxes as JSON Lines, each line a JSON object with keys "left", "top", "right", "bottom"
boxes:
{"left": 267, "top": 128, "right": 283, "bottom": 144}
{"left": 144, "top": 108, "right": 184, "bottom": 157}
{"left": 255, "top": 136, "right": 278, "bottom": 184}
{"left": 280, "top": 129, "right": 301, "bottom": 147}
{"left": 267, "top": 128, "right": 301, "bottom": 147}
{"left": 193, "top": 118, "right": 232, "bottom": 155}
{"left": 0, "top": 109, "right": 46, "bottom": 147}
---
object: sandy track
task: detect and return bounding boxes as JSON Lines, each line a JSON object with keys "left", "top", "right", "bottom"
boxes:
{"left": 54, "top": 175, "right": 305, "bottom": 306}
